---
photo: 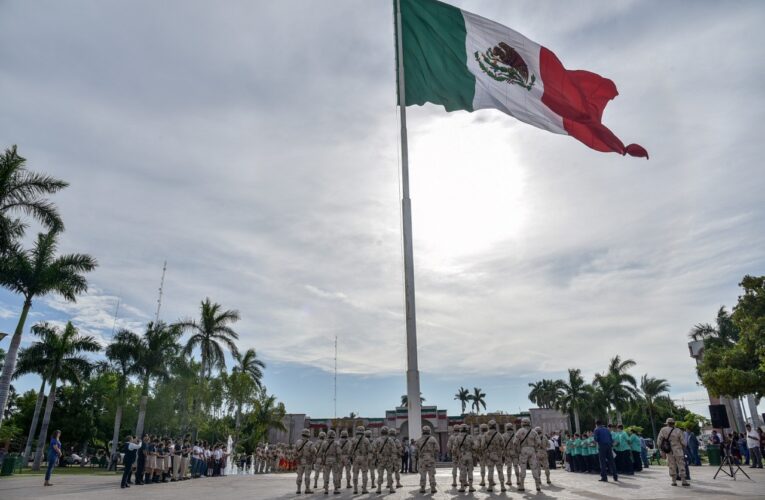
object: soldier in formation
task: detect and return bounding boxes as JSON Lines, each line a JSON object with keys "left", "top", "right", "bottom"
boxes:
{"left": 350, "top": 426, "right": 371, "bottom": 494}
{"left": 414, "top": 425, "right": 440, "bottom": 494}
{"left": 455, "top": 424, "right": 476, "bottom": 492}
{"left": 374, "top": 426, "right": 397, "bottom": 494}
{"left": 295, "top": 429, "right": 315, "bottom": 494}
{"left": 535, "top": 427, "right": 552, "bottom": 485}
{"left": 481, "top": 420, "right": 506, "bottom": 492}
{"left": 390, "top": 428, "right": 404, "bottom": 488}
{"left": 503, "top": 422, "right": 520, "bottom": 487}
{"left": 475, "top": 424, "right": 487, "bottom": 486}
{"left": 447, "top": 425, "right": 460, "bottom": 487}
{"left": 513, "top": 417, "right": 541, "bottom": 492}
{"left": 657, "top": 418, "right": 689, "bottom": 487}
{"left": 338, "top": 430, "right": 352, "bottom": 489}
{"left": 365, "top": 430, "right": 376, "bottom": 489}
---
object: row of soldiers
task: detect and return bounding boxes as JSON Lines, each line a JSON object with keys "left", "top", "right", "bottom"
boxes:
{"left": 254, "top": 443, "right": 295, "bottom": 473}
{"left": 294, "top": 425, "right": 439, "bottom": 495}
{"left": 448, "top": 417, "right": 552, "bottom": 493}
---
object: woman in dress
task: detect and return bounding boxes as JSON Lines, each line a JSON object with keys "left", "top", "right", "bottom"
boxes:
{"left": 44, "top": 430, "right": 63, "bottom": 487}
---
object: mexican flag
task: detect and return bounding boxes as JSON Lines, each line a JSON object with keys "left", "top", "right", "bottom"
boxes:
{"left": 396, "top": 0, "right": 648, "bottom": 158}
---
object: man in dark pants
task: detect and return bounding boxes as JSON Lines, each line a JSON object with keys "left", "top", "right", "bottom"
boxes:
{"left": 134, "top": 434, "right": 148, "bottom": 485}
{"left": 121, "top": 436, "right": 141, "bottom": 489}
{"left": 593, "top": 421, "right": 617, "bottom": 483}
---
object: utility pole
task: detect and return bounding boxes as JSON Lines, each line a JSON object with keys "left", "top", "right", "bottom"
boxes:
{"left": 334, "top": 335, "right": 338, "bottom": 419}
{"left": 155, "top": 260, "right": 167, "bottom": 324}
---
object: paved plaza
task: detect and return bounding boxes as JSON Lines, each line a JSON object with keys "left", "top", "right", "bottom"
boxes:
{"left": 0, "top": 466, "right": 761, "bottom": 500}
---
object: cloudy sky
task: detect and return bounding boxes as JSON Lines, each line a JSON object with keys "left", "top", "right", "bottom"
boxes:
{"left": 1, "top": 0, "right": 764, "bottom": 420}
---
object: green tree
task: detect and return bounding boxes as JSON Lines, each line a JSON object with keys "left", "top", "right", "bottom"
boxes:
{"left": 400, "top": 393, "right": 424, "bottom": 407}
{"left": 245, "top": 389, "right": 286, "bottom": 446}
{"left": 28, "top": 322, "right": 99, "bottom": 470}
{"left": 528, "top": 379, "right": 564, "bottom": 409}
{"left": 468, "top": 387, "right": 487, "bottom": 413}
{"left": 129, "top": 322, "right": 182, "bottom": 437}
{"left": 639, "top": 374, "right": 670, "bottom": 440}
{"left": 105, "top": 329, "right": 139, "bottom": 462}
{"left": 228, "top": 348, "right": 265, "bottom": 447}
{"left": 179, "top": 298, "right": 240, "bottom": 379}
{"left": 593, "top": 355, "right": 638, "bottom": 424}
{"left": 0, "top": 145, "right": 68, "bottom": 253}
{"left": 0, "top": 230, "right": 96, "bottom": 424}
{"left": 454, "top": 386, "right": 470, "bottom": 415}
{"left": 555, "top": 369, "right": 589, "bottom": 434}
{"left": 13, "top": 344, "right": 50, "bottom": 464}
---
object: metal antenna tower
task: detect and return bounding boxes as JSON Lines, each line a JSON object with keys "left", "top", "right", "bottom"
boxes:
{"left": 155, "top": 261, "right": 167, "bottom": 324}
{"left": 334, "top": 335, "right": 338, "bottom": 419}
{"left": 110, "top": 295, "right": 121, "bottom": 337}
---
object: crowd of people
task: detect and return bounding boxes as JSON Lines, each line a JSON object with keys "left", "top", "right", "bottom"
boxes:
{"left": 118, "top": 434, "right": 233, "bottom": 488}
{"left": 709, "top": 423, "right": 765, "bottom": 468}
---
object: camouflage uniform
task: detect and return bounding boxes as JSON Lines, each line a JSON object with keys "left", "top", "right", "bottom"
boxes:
{"left": 365, "top": 430, "right": 376, "bottom": 488}
{"left": 390, "top": 429, "right": 403, "bottom": 488}
{"left": 351, "top": 426, "right": 371, "bottom": 494}
{"left": 415, "top": 426, "right": 440, "bottom": 493}
{"left": 338, "top": 430, "right": 352, "bottom": 489}
{"left": 312, "top": 434, "right": 325, "bottom": 489}
{"left": 318, "top": 430, "right": 341, "bottom": 494}
{"left": 482, "top": 420, "right": 506, "bottom": 492}
{"left": 295, "top": 429, "right": 316, "bottom": 494}
{"left": 447, "top": 425, "right": 460, "bottom": 486}
{"left": 476, "top": 424, "right": 488, "bottom": 486}
{"left": 657, "top": 419, "right": 689, "bottom": 486}
{"left": 503, "top": 423, "right": 520, "bottom": 487}
{"left": 456, "top": 424, "right": 476, "bottom": 492}
{"left": 374, "top": 427, "right": 396, "bottom": 494}
{"left": 535, "top": 427, "right": 551, "bottom": 484}
{"left": 513, "top": 419, "right": 541, "bottom": 492}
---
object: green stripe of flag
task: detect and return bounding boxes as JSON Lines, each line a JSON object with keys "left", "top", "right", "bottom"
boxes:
{"left": 397, "top": 0, "right": 475, "bottom": 112}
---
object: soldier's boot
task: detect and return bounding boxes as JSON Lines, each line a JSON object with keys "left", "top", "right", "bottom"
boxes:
{"left": 431, "top": 485, "right": 437, "bottom": 494}
{"left": 296, "top": 481, "right": 302, "bottom": 494}
{"left": 546, "top": 471, "right": 551, "bottom": 484}
{"left": 419, "top": 485, "right": 426, "bottom": 493}
{"left": 681, "top": 480, "right": 690, "bottom": 487}
{"left": 536, "top": 479, "right": 542, "bottom": 492}
{"left": 305, "top": 486, "right": 313, "bottom": 494}
{"left": 671, "top": 480, "right": 677, "bottom": 486}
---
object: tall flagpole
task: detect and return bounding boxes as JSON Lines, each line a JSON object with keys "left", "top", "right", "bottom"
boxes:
{"left": 395, "top": 0, "right": 422, "bottom": 442}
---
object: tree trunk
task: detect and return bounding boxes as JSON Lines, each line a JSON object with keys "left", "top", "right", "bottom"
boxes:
{"left": 0, "top": 298, "right": 32, "bottom": 424}
{"left": 573, "top": 408, "right": 581, "bottom": 435}
{"left": 135, "top": 394, "right": 148, "bottom": 437}
{"left": 615, "top": 409, "right": 623, "bottom": 425}
{"left": 110, "top": 404, "right": 123, "bottom": 467}
{"left": 648, "top": 405, "right": 657, "bottom": 441}
{"left": 32, "top": 378, "right": 57, "bottom": 471}
{"left": 746, "top": 394, "right": 761, "bottom": 428}
{"left": 22, "top": 378, "right": 46, "bottom": 465}
{"left": 234, "top": 405, "right": 242, "bottom": 449}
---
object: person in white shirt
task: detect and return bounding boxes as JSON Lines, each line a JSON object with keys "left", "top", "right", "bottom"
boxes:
{"left": 745, "top": 424, "right": 763, "bottom": 468}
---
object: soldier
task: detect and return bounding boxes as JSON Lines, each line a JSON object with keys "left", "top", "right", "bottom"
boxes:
{"left": 365, "top": 430, "right": 376, "bottom": 489}
{"left": 482, "top": 420, "right": 506, "bottom": 492}
{"left": 351, "top": 426, "right": 371, "bottom": 494}
{"left": 389, "top": 428, "right": 403, "bottom": 488}
{"left": 513, "top": 417, "right": 541, "bottom": 492}
{"left": 415, "top": 425, "right": 440, "bottom": 494}
{"left": 374, "top": 426, "right": 396, "bottom": 494}
{"left": 322, "top": 430, "right": 341, "bottom": 494}
{"left": 313, "top": 432, "right": 326, "bottom": 490}
{"left": 657, "top": 418, "right": 689, "bottom": 487}
{"left": 503, "top": 422, "right": 520, "bottom": 487}
{"left": 338, "top": 430, "right": 352, "bottom": 489}
{"left": 447, "top": 424, "right": 460, "bottom": 487}
{"left": 456, "top": 424, "right": 476, "bottom": 492}
{"left": 476, "top": 423, "right": 488, "bottom": 486}
{"left": 534, "top": 427, "right": 551, "bottom": 485}
{"left": 295, "top": 429, "right": 316, "bottom": 494}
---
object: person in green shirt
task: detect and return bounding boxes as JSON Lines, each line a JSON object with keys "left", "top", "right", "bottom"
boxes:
{"left": 615, "top": 424, "right": 634, "bottom": 475}
{"left": 627, "top": 429, "right": 643, "bottom": 472}
{"left": 583, "top": 433, "right": 597, "bottom": 473}
{"left": 564, "top": 434, "right": 574, "bottom": 473}
{"left": 570, "top": 434, "right": 581, "bottom": 472}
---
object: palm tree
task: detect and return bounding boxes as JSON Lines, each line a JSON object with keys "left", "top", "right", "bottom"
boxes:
{"left": 0, "top": 230, "right": 96, "bottom": 424}
{"left": 468, "top": 387, "right": 487, "bottom": 413}
{"left": 593, "top": 355, "right": 638, "bottom": 424}
{"left": 400, "top": 393, "right": 425, "bottom": 407}
{"left": 249, "top": 390, "right": 287, "bottom": 443}
{"left": 13, "top": 346, "right": 50, "bottom": 465}
{"left": 0, "top": 145, "right": 68, "bottom": 253}
{"left": 689, "top": 306, "right": 739, "bottom": 348}
{"left": 130, "top": 322, "right": 182, "bottom": 437}
{"left": 29, "top": 322, "right": 99, "bottom": 470}
{"left": 454, "top": 387, "right": 470, "bottom": 414}
{"left": 528, "top": 379, "right": 564, "bottom": 409}
{"left": 105, "top": 329, "right": 140, "bottom": 464}
{"left": 232, "top": 348, "right": 265, "bottom": 386}
{"left": 639, "top": 374, "right": 670, "bottom": 440}
{"left": 179, "top": 298, "right": 240, "bottom": 379}
{"left": 555, "top": 369, "right": 589, "bottom": 434}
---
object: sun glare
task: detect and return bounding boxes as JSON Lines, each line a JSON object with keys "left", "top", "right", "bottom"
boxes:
{"left": 407, "top": 113, "right": 528, "bottom": 269}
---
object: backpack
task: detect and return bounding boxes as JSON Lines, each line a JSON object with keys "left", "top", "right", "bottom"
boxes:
{"left": 660, "top": 428, "right": 674, "bottom": 453}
